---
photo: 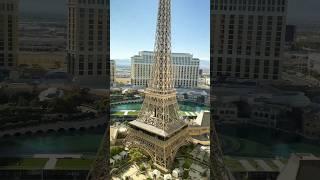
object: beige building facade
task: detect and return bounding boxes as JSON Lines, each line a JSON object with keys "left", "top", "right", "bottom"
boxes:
{"left": 212, "top": 0, "right": 288, "bottom": 81}
{"left": 67, "top": 0, "right": 109, "bottom": 87}
{"left": 131, "top": 51, "right": 200, "bottom": 88}
{"left": 18, "top": 52, "right": 65, "bottom": 70}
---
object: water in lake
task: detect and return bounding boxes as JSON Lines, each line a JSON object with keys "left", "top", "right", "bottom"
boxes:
{"left": 0, "top": 129, "right": 104, "bottom": 156}
{"left": 111, "top": 102, "right": 209, "bottom": 112}
{"left": 1, "top": 103, "right": 320, "bottom": 158}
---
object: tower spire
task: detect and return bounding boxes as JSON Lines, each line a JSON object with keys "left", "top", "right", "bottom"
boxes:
{"left": 149, "top": 0, "right": 173, "bottom": 91}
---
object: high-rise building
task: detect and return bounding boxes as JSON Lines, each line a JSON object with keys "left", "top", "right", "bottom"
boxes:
{"left": 110, "top": 59, "right": 115, "bottom": 86}
{"left": 212, "top": 0, "right": 288, "bottom": 81}
{"left": 67, "top": 0, "right": 109, "bottom": 87}
{"left": 199, "top": 69, "right": 203, "bottom": 76}
{"left": 285, "top": 25, "right": 296, "bottom": 45}
{"left": 131, "top": 51, "right": 199, "bottom": 88}
{"left": 86, "top": 1, "right": 110, "bottom": 179}
{"left": 0, "top": 0, "right": 19, "bottom": 69}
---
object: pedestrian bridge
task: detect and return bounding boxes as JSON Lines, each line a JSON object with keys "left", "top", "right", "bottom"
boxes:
{"left": 0, "top": 116, "right": 107, "bottom": 138}
{"left": 110, "top": 99, "right": 143, "bottom": 105}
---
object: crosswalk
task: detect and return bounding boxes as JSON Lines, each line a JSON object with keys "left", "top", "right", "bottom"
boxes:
{"left": 236, "top": 159, "right": 285, "bottom": 172}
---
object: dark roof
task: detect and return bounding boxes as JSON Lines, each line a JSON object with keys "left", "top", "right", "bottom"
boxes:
{"left": 202, "top": 111, "right": 210, "bottom": 127}
{"left": 297, "top": 160, "right": 320, "bottom": 180}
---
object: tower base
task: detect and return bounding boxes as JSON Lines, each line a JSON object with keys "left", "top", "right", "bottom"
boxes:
{"left": 125, "top": 125, "right": 189, "bottom": 171}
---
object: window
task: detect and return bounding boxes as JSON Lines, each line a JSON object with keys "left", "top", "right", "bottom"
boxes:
{"left": 79, "top": 8, "right": 85, "bottom": 18}
{"left": 88, "top": 0, "right": 95, "bottom": 4}
{"left": 88, "top": 62, "right": 93, "bottom": 75}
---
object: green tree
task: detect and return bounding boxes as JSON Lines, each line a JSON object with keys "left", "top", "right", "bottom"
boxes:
{"left": 139, "top": 164, "right": 146, "bottom": 172}
{"left": 110, "top": 146, "right": 124, "bottom": 156}
{"left": 129, "top": 148, "right": 144, "bottom": 163}
{"left": 183, "top": 159, "right": 192, "bottom": 169}
{"left": 96, "top": 97, "right": 109, "bottom": 113}
{"left": 48, "top": 91, "right": 86, "bottom": 113}
{"left": 183, "top": 170, "right": 189, "bottom": 179}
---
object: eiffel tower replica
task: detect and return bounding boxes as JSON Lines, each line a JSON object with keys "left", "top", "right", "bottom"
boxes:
{"left": 125, "top": 0, "right": 189, "bottom": 172}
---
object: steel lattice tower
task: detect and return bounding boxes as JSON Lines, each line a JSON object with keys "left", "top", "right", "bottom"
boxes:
{"left": 125, "top": 0, "right": 189, "bottom": 172}
{"left": 211, "top": 115, "right": 233, "bottom": 180}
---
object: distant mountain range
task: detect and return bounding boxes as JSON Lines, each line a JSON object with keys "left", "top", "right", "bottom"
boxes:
{"left": 113, "top": 59, "right": 131, "bottom": 66}
{"left": 114, "top": 59, "right": 210, "bottom": 70}
{"left": 200, "top": 60, "right": 210, "bottom": 70}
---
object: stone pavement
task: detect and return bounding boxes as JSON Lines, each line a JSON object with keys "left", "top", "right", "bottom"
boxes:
{"left": 255, "top": 159, "right": 273, "bottom": 171}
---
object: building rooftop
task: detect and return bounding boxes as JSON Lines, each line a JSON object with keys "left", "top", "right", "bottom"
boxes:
{"left": 129, "top": 119, "right": 187, "bottom": 138}
{"left": 278, "top": 153, "right": 320, "bottom": 180}
{"left": 193, "top": 111, "right": 210, "bottom": 127}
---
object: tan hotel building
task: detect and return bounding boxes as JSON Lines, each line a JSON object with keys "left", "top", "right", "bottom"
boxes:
{"left": 212, "top": 0, "right": 288, "bottom": 81}
{"left": 131, "top": 51, "right": 200, "bottom": 88}
{"left": 67, "top": 0, "right": 109, "bottom": 87}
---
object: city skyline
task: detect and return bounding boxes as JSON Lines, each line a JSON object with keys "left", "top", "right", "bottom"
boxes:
{"left": 110, "top": 0, "right": 210, "bottom": 60}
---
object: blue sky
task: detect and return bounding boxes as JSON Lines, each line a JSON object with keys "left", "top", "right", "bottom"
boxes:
{"left": 110, "top": 0, "right": 210, "bottom": 60}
